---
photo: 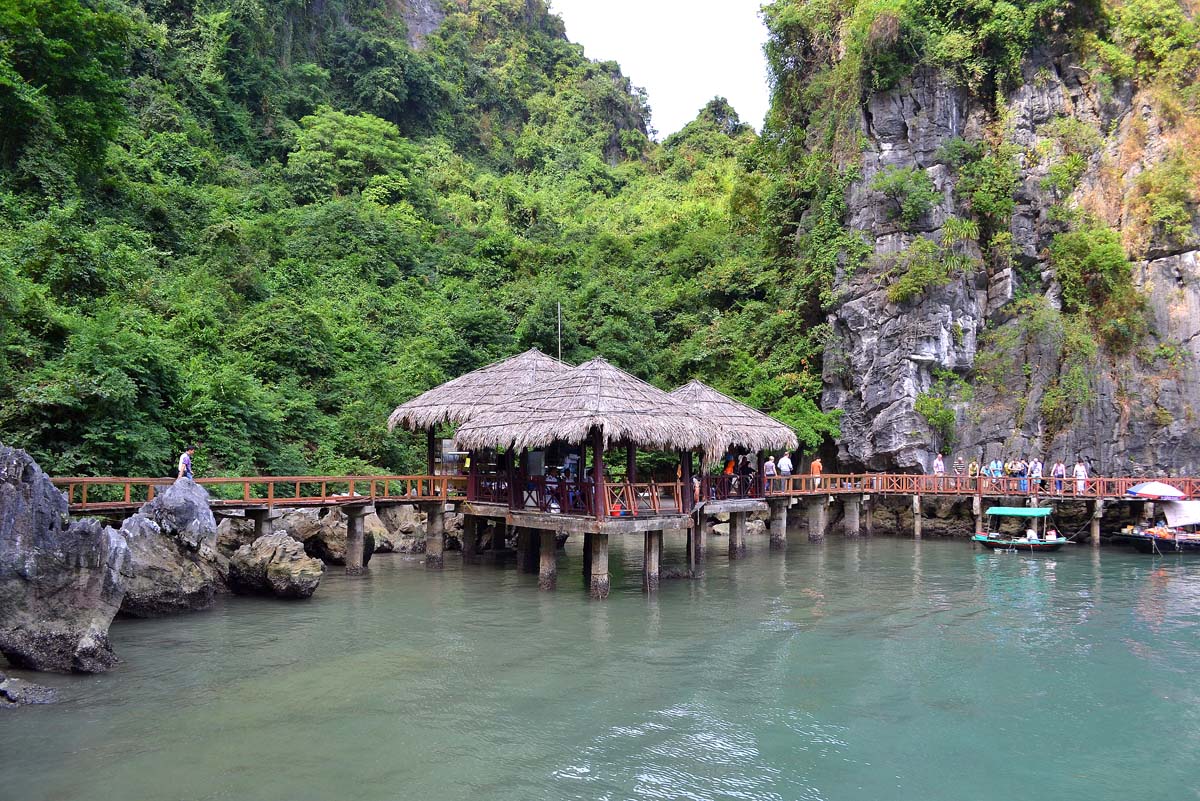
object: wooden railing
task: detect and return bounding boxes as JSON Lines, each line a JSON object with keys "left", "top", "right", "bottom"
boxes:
{"left": 54, "top": 475, "right": 468, "bottom": 514}
{"left": 701, "top": 474, "right": 762, "bottom": 501}
{"left": 765, "top": 474, "right": 1200, "bottom": 500}
{"left": 55, "top": 472, "right": 1200, "bottom": 516}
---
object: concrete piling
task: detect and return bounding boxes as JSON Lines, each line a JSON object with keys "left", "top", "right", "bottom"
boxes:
{"left": 344, "top": 505, "right": 373, "bottom": 575}
{"left": 912, "top": 495, "right": 922, "bottom": 539}
{"left": 425, "top": 503, "right": 445, "bottom": 569}
{"left": 807, "top": 498, "right": 828, "bottom": 542}
{"left": 729, "top": 512, "right": 747, "bottom": 558}
{"left": 1092, "top": 500, "right": 1104, "bottom": 546}
{"left": 842, "top": 496, "right": 861, "bottom": 538}
{"left": 589, "top": 532, "right": 610, "bottom": 599}
{"left": 538, "top": 530, "right": 557, "bottom": 590}
{"left": 769, "top": 500, "right": 788, "bottom": 549}
{"left": 643, "top": 530, "right": 661, "bottom": 593}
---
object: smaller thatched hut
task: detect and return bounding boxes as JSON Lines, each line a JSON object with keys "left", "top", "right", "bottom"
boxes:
{"left": 452, "top": 357, "right": 724, "bottom": 455}
{"left": 386, "top": 348, "right": 571, "bottom": 432}
{"left": 669, "top": 380, "right": 798, "bottom": 454}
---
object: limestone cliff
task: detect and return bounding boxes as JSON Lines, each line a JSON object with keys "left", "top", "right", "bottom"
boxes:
{"left": 819, "top": 43, "right": 1200, "bottom": 474}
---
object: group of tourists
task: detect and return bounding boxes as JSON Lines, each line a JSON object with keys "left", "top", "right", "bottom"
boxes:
{"left": 931, "top": 451, "right": 1092, "bottom": 494}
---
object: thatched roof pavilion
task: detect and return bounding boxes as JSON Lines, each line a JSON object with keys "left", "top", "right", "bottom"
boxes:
{"left": 453, "top": 357, "right": 724, "bottom": 454}
{"left": 386, "top": 348, "right": 571, "bottom": 432}
{"left": 669, "top": 380, "right": 798, "bottom": 453}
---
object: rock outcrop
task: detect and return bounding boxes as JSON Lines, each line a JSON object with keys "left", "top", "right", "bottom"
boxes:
{"left": 118, "top": 480, "right": 225, "bottom": 618}
{"left": 0, "top": 670, "right": 58, "bottom": 707}
{"left": 215, "top": 516, "right": 257, "bottom": 557}
{"left": 281, "top": 508, "right": 374, "bottom": 566}
{"left": 0, "top": 447, "right": 130, "bottom": 673}
{"left": 822, "top": 51, "right": 1200, "bottom": 475}
{"left": 228, "top": 533, "right": 324, "bottom": 599}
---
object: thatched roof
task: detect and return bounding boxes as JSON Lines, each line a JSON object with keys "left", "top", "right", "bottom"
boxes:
{"left": 453, "top": 358, "right": 726, "bottom": 454}
{"left": 387, "top": 348, "right": 572, "bottom": 432}
{"left": 669, "top": 380, "right": 798, "bottom": 453}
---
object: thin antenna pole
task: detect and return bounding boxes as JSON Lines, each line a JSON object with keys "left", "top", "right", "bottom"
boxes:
{"left": 557, "top": 301, "right": 562, "bottom": 360}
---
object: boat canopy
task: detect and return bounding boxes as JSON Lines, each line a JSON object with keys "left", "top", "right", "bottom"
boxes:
{"left": 985, "top": 506, "right": 1052, "bottom": 518}
{"left": 1160, "top": 500, "right": 1200, "bottom": 527}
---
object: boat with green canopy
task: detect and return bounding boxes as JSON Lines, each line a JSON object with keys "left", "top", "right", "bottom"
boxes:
{"left": 971, "top": 507, "right": 1073, "bottom": 552}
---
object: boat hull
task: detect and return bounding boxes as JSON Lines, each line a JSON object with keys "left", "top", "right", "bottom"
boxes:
{"left": 973, "top": 536, "right": 1067, "bottom": 552}
{"left": 1115, "top": 533, "right": 1200, "bottom": 554}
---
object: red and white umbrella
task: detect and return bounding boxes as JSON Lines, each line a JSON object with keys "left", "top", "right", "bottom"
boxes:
{"left": 1126, "top": 481, "right": 1188, "bottom": 500}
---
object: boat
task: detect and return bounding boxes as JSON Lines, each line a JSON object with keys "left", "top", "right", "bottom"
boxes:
{"left": 1114, "top": 526, "right": 1200, "bottom": 554}
{"left": 971, "top": 506, "right": 1072, "bottom": 552}
{"left": 1113, "top": 500, "right": 1200, "bottom": 554}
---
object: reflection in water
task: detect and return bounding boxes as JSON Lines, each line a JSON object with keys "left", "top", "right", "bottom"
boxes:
{"left": 2, "top": 538, "right": 1199, "bottom": 801}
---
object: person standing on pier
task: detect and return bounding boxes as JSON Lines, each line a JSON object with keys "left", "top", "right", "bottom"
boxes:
{"left": 1030, "top": 457, "right": 1044, "bottom": 492}
{"left": 1073, "top": 459, "right": 1088, "bottom": 495}
{"left": 953, "top": 454, "right": 964, "bottom": 490}
{"left": 932, "top": 452, "right": 945, "bottom": 490}
{"left": 763, "top": 454, "right": 777, "bottom": 492}
{"left": 778, "top": 451, "right": 793, "bottom": 481}
{"left": 809, "top": 456, "right": 823, "bottom": 491}
{"left": 177, "top": 445, "right": 196, "bottom": 480}
{"left": 1052, "top": 460, "right": 1066, "bottom": 494}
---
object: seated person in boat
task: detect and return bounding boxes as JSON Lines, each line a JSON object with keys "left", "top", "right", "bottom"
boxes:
{"left": 1025, "top": 527, "right": 1039, "bottom": 541}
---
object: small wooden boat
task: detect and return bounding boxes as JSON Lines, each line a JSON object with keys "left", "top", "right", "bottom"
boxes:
{"left": 972, "top": 506, "right": 1072, "bottom": 552}
{"left": 1114, "top": 525, "right": 1200, "bottom": 554}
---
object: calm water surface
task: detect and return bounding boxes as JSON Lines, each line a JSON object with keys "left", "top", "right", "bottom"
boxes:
{"left": 3, "top": 534, "right": 1199, "bottom": 801}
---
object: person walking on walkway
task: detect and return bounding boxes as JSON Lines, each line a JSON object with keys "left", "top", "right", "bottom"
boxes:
{"left": 177, "top": 445, "right": 196, "bottom": 480}
{"left": 932, "top": 452, "right": 945, "bottom": 491}
{"left": 1030, "top": 457, "right": 1044, "bottom": 492}
{"left": 809, "top": 456, "right": 823, "bottom": 491}
{"left": 1052, "top": 460, "right": 1066, "bottom": 494}
{"left": 763, "top": 454, "right": 777, "bottom": 492}
{"left": 777, "top": 452, "right": 793, "bottom": 491}
{"left": 1073, "top": 458, "right": 1088, "bottom": 495}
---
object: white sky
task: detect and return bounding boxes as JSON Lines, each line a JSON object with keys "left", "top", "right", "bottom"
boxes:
{"left": 548, "top": 0, "right": 771, "bottom": 138}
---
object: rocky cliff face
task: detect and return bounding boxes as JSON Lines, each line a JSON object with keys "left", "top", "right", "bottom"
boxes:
{"left": 823, "top": 49, "right": 1200, "bottom": 474}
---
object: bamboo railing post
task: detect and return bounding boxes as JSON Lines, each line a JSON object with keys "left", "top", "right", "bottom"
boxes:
{"left": 267, "top": 481, "right": 275, "bottom": 508}
{"left": 82, "top": 484, "right": 88, "bottom": 508}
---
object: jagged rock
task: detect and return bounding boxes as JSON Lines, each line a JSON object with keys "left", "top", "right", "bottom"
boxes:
{"left": 377, "top": 504, "right": 424, "bottom": 534}
{"left": 229, "top": 533, "right": 324, "bottom": 599}
{"left": 119, "top": 513, "right": 225, "bottom": 618}
{"left": 215, "top": 516, "right": 257, "bottom": 557}
{"left": 711, "top": 522, "right": 730, "bottom": 536}
{"left": 0, "top": 447, "right": 130, "bottom": 673}
{"left": 364, "top": 512, "right": 394, "bottom": 552}
{"left": 282, "top": 507, "right": 373, "bottom": 566}
{"left": 138, "top": 479, "right": 218, "bottom": 552}
{"left": 747, "top": 519, "right": 767, "bottom": 538}
{"left": 0, "top": 671, "right": 58, "bottom": 707}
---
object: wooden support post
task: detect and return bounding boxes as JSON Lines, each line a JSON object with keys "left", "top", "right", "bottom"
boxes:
{"left": 344, "top": 505, "right": 374, "bottom": 576}
{"left": 627, "top": 443, "right": 637, "bottom": 484}
{"left": 538, "top": 530, "right": 557, "bottom": 590}
{"left": 589, "top": 532, "right": 610, "bottom": 599}
{"left": 695, "top": 513, "right": 705, "bottom": 562}
{"left": 426, "top": 427, "right": 436, "bottom": 477}
{"left": 680, "top": 450, "right": 693, "bottom": 512}
{"left": 729, "top": 511, "right": 747, "bottom": 558}
{"left": 756, "top": 451, "right": 766, "bottom": 497}
{"left": 843, "top": 496, "right": 861, "bottom": 538}
{"left": 1092, "top": 499, "right": 1104, "bottom": 546}
{"left": 583, "top": 531, "right": 593, "bottom": 579}
{"left": 912, "top": 495, "right": 923, "bottom": 539}
{"left": 425, "top": 503, "right": 445, "bottom": 569}
{"left": 972, "top": 495, "right": 984, "bottom": 535}
{"left": 686, "top": 524, "right": 696, "bottom": 575}
{"left": 517, "top": 528, "right": 537, "bottom": 573}
{"left": 864, "top": 497, "right": 874, "bottom": 536}
{"left": 461, "top": 515, "right": 479, "bottom": 562}
{"left": 807, "top": 498, "right": 827, "bottom": 542}
{"left": 643, "top": 530, "right": 661, "bottom": 592}
{"left": 490, "top": 520, "right": 506, "bottom": 551}
{"left": 769, "top": 500, "right": 788, "bottom": 549}
{"left": 593, "top": 428, "right": 605, "bottom": 522}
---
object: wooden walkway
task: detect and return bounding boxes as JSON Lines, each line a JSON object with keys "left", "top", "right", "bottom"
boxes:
{"left": 52, "top": 473, "right": 1198, "bottom": 516}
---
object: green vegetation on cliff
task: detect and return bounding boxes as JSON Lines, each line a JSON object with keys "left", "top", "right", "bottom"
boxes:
{"left": 0, "top": 0, "right": 842, "bottom": 477}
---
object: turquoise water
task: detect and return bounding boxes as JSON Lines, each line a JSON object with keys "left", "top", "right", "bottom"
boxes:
{"left": 3, "top": 534, "right": 1199, "bottom": 801}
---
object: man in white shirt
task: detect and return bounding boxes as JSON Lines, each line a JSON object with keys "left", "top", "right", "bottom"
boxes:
{"left": 777, "top": 453, "right": 793, "bottom": 490}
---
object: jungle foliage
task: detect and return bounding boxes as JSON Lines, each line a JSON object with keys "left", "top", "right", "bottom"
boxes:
{"left": 0, "top": 0, "right": 842, "bottom": 477}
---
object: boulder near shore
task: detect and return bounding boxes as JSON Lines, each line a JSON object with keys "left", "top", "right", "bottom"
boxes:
{"left": 0, "top": 446, "right": 131, "bottom": 673}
